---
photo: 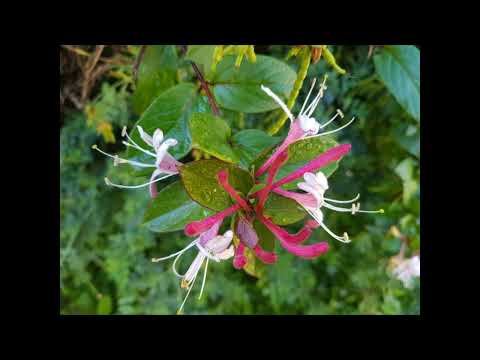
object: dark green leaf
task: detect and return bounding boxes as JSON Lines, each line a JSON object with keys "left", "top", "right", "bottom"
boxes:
{"left": 211, "top": 55, "right": 296, "bottom": 113}
{"left": 132, "top": 45, "right": 178, "bottom": 115}
{"left": 263, "top": 193, "right": 306, "bottom": 225}
{"left": 231, "top": 129, "right": 280, "bottom": 169}
{"left": 374, "top": 45, "right": 420, "bottom": 121}
{"left": 189, "top": 112, "right": 239, "bottom": 163}
{"left": 143, "top": 181, "right": 214, "bottom": 233}
{"left": 179, "top": 159, "right": 254, "bottom": 211}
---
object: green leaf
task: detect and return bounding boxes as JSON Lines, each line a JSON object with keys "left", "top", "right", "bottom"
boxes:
{"left": 231, "top": 129, "right": 280, "bottom": 169}
{"left": 143, "top": 181, "right": 215, "bottom": 233}
{"left": 263, "top": 193, "right": 306, "bottom": 225}
{"left": 132, "top": 45, "right": 178, "bottom": 115}
{"left": 211, "top": 55, "right": 296, "bottom": 113}
{"left": 253, "top": 219, "right": 275, "bottom": 252}
{"left": 97, "top": 295, "right": 112, "bottom": 315}
{"left": 394, "top": 123, "right": 420, "bottom": 158}
{"left": 179, "top": 159, "right": 254, "bottom": 211}
{"left": 127, "top": 83, "right": 203, "bottom": 175}
{"left": 374, "top": 45, "right": 420, "bottom": 121}
{"left": 189, "top": 112, "right": 240, "bottom": 163}
{"left": 185, "top": 45, "right": 217, "bottom": 80}
{"left": 253, "top": 136, "right": 340, "bottom": 190}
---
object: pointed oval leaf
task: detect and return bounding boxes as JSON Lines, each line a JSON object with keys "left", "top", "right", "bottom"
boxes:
{"left": 179, "top": 159, "right": 254, "bottom": 211}
{"left": 262, "top": 193, "right": 306, "bottom": 225}
{"left": 211, "top": 55, "right": 296, "bottom": 113}
{"left": 132, "top": 45, "right": 178, "bottom": 115}
{"left": 189, "top": 112, "right": 239, "bottom": 163}
{"left": 374, "top": 45, "right": 420, "bottom": 121}
{"left": 143, "top": 181, "right": 214, "bottom": 233}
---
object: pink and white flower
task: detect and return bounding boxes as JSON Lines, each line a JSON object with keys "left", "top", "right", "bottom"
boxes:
{"left": 256, "top": 77, "right": 355, "bottom": 177}
{"left": 92, "top": 126, "right": 182, "bottom": 197}
{"left": 274, "top": 170, "right": 383, "bottom": 243}
{"left": 152, "top": 222, "right": 234, "bottom": 314}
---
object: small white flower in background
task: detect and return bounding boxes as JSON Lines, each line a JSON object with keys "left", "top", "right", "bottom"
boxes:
{"left": 92, "top": 126, "right": 182, "bottom": 197}
{"left": 392, "top": 255, "right": 420, "bottom": 289}
{"left": 151, "top": 228, "right": 234, "bottom": 314}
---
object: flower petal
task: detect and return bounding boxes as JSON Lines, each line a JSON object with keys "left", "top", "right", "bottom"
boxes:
{"left": 185, "top": 204, "right": 241, "bottom": 237}
{"left": 272, "top": 144, "right": 351, "bottom": 189}
{"left": 259, "top": 215, "right": 313, "bottom": 244}
{"left": 137, "top": 126, "right": 153, "bottom": 147}
{"left": 255, "top": 119, "right": 304, "bottom": 177}
{"left": 236, "top": 217, "right": 259, "bottom": 248}
{"left": 253, "top": 244, "right": 278, "bottom": 264}
{"left": 157, "top": 152, "right": 182, "bottom": 174}
{"left": 233, "top": 243, "right": 247, "bottom": 269}
{"left": 152, "top": 129, "right": 164, "bottom": 150}
{"left": 277, "top": 238, "right": 329, "bottom": 259}
{"left": 149, "top": 169, "right": 162, "bottom": 198}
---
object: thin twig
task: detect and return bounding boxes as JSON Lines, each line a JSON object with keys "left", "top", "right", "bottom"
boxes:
{"left": 191, "top": 62, "right": 220, "bottom": 116}
{"left": 180, "top": 45, "right": 220, "bottom": 116}
{"left": 132, "top": 45, "right": 147, "bottom": 84}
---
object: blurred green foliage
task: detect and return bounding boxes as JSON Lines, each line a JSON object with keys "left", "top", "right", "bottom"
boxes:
{"left": 60, "top": 45, "right": 420, "bottom": 315}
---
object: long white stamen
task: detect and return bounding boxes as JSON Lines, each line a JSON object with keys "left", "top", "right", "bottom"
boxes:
{"left": 172, "top": 251, "right": 189, "bottom": 278}
{"left": 177, "top": 271, "right": 199, "bottom": 315}
{"left": 151, "top": 238, "right": 199, "bottom": 262}
{"left": 305, "top": 208, "right": 350, "bottom": 243}
{"left": 304, "top": 76, "right": 328, "bottom": 117}
{"left": 91, "top": 145, "right": 156, "bottom": 168}
{"left": 299, "top": 78, "right": 317, "bottom": 116}
{"left": 104, "top": 173, "right": 175, "bottom": 189}
{"left": 198, "top": 258, "right": 209, "bottom": 300}
{"left": 323, "top": 201, "right": 384, "bottom": 214}
{"left": 319, "top": 109, "right": 344, "bottom": 129}
{"left": 122, "top": 141, "right": 157, "bottom": 158}
{"left": 324, "top": 193, "right": 360, "bottom": 203}
{"left": 261, "top": 85, "right": 294, "bottom": 122}
{"left": 306, "top": 117, "right": 356, "bottom": 139}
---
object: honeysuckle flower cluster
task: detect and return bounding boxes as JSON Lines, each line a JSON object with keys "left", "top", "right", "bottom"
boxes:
{"left": 94, "top": 77, "right": 384, "bottom": 313}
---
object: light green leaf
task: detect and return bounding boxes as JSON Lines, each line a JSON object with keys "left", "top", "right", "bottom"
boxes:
{"left": 374, "top": 45, "right": 420, "bottom": 121}
{"left": 189, "top": 113, "right": 239, "bottom": 163}
{"left": 179, "top": 159, "right": 254, "bottom": 211}
{"left": 143, "top": 181, "right": 215, "bottom": 233}
{"left": 132, "top": 45, "right": 178, "bottom": 115}
{"left": 211, "top": 55, "right": 296, "bottom": 113}
{"left": 185, "top": 45, "right": 217, "bottom": 80}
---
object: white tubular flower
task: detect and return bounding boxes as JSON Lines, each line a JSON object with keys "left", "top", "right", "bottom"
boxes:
{"left": 284, "top": 171, "right": 383, "bottom": 243}
{"left": 151, "top": 230, "right": 234, "bottom": 314}
{"left": 392, "top": 255, "right": 420, "bottom": 289}
{"left": 92, "top": 126, "right": 181, "bottom": 196}
{"left": 260, "top": 75, "right": 354, "bottom": 138}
